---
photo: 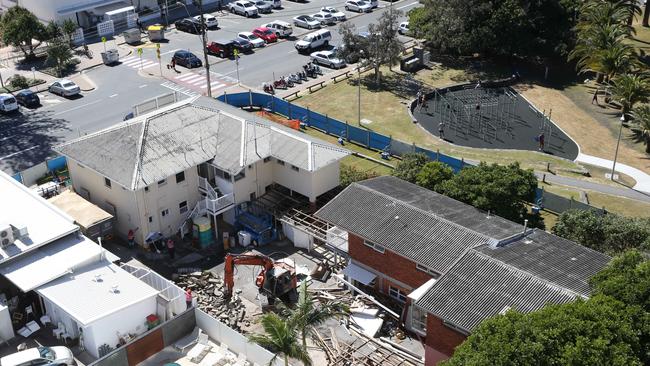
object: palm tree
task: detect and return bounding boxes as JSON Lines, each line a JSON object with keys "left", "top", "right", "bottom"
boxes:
{"left": 643, "top": 0, "right": 649, "bottom": 27}
{"left": 610, "top": 73, "right": 650, "bottom": 117}
{"left": 248, "top": 312, "right": 312, "bottom": 366}
{"left": 570, "top": 23, "right": 630, "bottom": 81}
{"left": 632, "top": 105, "right": 650, "bottom": 153}
{"left": 593, "top": 42, "right": 638, "bottom": 82}
{"left": 290, "top": 282, "right": 349, "bottom": 349}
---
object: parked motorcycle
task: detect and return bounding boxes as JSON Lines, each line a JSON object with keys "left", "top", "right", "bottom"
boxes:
{"left": 263, "top": 82, "right": 275, "bottom": 94}
{"left": 298, "top": 71, "right": 308, "bottom": 81}
{"left": 282, "top": 75, "right": 294, "bottom": 88}
{"left": 273, "top": 78, "right": 287, "bottom": 89}
{"left": 288, "top": 73, "right": 301, "bottom": 84}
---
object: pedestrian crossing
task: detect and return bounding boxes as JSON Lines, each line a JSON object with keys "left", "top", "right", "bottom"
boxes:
{"left": 160, "top": 81, "right": 200, "bottom": 97}
{"left": 173, "top": 71, "right": 236, "bottom": 95}
{"left": 120, "top": 55, "right": 159, "bottom": 70}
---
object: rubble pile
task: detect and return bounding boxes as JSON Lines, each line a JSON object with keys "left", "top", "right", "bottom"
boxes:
{"left": 175, "top": 271, "right": 250, "bottom": 331}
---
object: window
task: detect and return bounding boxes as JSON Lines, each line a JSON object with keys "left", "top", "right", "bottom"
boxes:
{"left": 234, "top": 170, "right": 246, "bottom": 181}
{"left": 248, "top": 165, "right": 253, "bottom": 170}
{"left": 104, "top": 177, "right": 112, "bottom": 188}
{"left": 416, "top": 264, "right": 440, "bottom": 278}
{"left": 144, "top": 186, "right": 149, "bottom": 192}
{"left": 161, "top": 208, "right": 169, "bottom": 217}
{"left": 364, "top": 240, "right": 385, "bottom": 253}
{"left": 389, "top": 286, "right": 407, "bottom": 303}
{"left": 291, "top": 165, "right": 299, "bottom": 172}
{"left": 158, "top": 179, "right": 167, "bottom": 187}
{"left": 277, "top": 159, "right": 285, "bottom": 166}
{"left": 176, "top": 171, "right": 185, "bottom": 183}
{"left": 263, "top": 157, "right": 271, "bottom": 163}
{"left": 179, "top": 201, "right": 188, "bottom": 214}
{"left": 148, "top": 216, "right": 153, "bottom": 223}
{"left": 411, "top": 306, "right": 427, "bottom": 333}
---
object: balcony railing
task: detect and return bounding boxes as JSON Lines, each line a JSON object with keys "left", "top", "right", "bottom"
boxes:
{"left": 205, "top": 193, "right": 234, "bottom": 214}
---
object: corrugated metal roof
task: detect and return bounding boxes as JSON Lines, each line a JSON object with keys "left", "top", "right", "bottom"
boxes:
{"left": 55, "top": 97, "right": 349, "bottom": 190}
{"left": 315, "top": 181, "right": 491, "bottom": 273}
{"left": 415, "top": 250, "right": 580, "bottom": 332}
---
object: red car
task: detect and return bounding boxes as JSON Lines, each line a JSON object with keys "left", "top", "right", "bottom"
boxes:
{"left": 252, "top": 27, "right": 278, "bottom": 43}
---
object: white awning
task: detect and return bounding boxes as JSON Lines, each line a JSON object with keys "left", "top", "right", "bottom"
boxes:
{"left": 408, "top": 278, "right": 437, "bottom": 302}
{"left": 343, "top": 262, "right": 376, "bottom": 286}
{"left": 0, "top": 234, "right": 118, "bottom": 292}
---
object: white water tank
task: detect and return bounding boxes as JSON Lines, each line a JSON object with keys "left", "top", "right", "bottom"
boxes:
{"left": 238, "top": 231, "right": 252, "bottom": 247}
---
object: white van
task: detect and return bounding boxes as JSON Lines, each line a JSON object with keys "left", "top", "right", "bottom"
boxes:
{"left": 0, "top": 346, "right": 75, "bottom": 366}
{"left": 0, "top": 93, "right": 18, "bottom": 113}
{"left": 295, "top": 29, "right": 331, "bottom": 53}
{"left": 263, "top": 20, "right": 293, "bottom": 37}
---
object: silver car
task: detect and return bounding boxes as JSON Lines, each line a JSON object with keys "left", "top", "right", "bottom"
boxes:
{"left": 345, "top": 0, "right": 372, "bottom": 12}
{"left": 320, "top": 7, "right": 346, "bottom": 21}
{"left": 254, "top": 0, "right": 273, "bottom": 13}
{"left": 312, "top": 12, "right": 336, "bottom": 26}
{"left": 293, "top": 15, "right": 321, "bottom": 29}
{"left": 310, "top": 50, "right": 346, "bottom": 69}
{"left": 49, "top": 79, "right": 80, "bottom": 97}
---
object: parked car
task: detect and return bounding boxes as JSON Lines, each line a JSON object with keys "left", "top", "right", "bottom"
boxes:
{"left": 193, "top": 14, "right": 219, "bottom": 28}
{"left": 263, "top": 20, "right": 293, "bottom": 37}
{"left": 48, "top": 79, "right": 80, "bottom": 97}
{"left": 228, "top": 1, "right": 259, "bottom": 17}
{"left": 237, "top": 32, "right": 265, "bottom": 48}
{"left": 320, "top": 7, "right": 346, "bottom": 21}
{"left": 264, "top": 0, "right": 282, "bottom": 9}
{"left": 368, "top": 0, "right": 378, "bottom": 8}
{"left": 293, "top": 15, "right": 321, "bottom": 29}
{"left": 0, "top": 346, "right": 74, "bottom": 366}
{"left": 252, "top": 27, "right": 278, "bottom": 43}
{"left": 345, "top": 0, "right": 372, "bottom": 12}
{"left": 310, "top": 50, "right": 346, "bottom": 68}
{"left": 295, "top": 29, "right": 332, "bottom": 53}
{"left": 172, "top": 50, "right": 202, "bottom": 68}
{"left": 15, "top": 89, "right": 40, "bottom": 108}
{"left": 174, "top": 18, "right": 204, "bottom": 33}
{"left": 207, "top": 40, "right": 236, "bottom": 58}
{"left": 231, "top": 38, "right": 255, "bottom": 53}
{"left": 312, "top": 12, "right": 336, "bottom": 26}
{"left": 0, "top": 93, "right": 18, "bottom": 113}
{"left": 253, "top": 0, "right": 273, "bottom": 13}
{"left": 398, "top": 21, "right": 409, "bottom": 35}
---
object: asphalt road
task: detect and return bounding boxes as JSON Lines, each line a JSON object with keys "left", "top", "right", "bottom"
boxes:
{"left": 0, "top": 67, "right": 186, "bottom": 175}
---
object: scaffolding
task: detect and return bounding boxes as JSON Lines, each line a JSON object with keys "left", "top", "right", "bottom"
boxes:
{"left": 430, "top": 86, "right": 517, "bottom": 143}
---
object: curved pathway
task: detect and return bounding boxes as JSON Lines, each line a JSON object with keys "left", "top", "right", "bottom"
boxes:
{"left": 576, "top": 153, "right": 650, "bottom": 194}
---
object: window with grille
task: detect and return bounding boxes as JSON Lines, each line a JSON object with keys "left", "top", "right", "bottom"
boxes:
{"left": 389, "top": 286, "right": 407, "bottom": 303}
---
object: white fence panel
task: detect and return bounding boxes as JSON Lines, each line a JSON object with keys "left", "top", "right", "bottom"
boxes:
{"left": 97, "top": 20, "right": 114, "bottom": 37}
{"left": 72, "top": 27, "right": 84, "bottom": 45}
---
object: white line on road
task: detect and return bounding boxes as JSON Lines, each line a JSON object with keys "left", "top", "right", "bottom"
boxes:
{"left": 221, "top": 68, "right": 244, "bottom": 76}
{"left": 53, "top": 99, "right": 102, "bottom": 116}
{"left": 109, "top": 94, "right": 118, "bottom": 98}
{"left": 160, "top": 48, "right": 181, "bottom": 56}
{"left": 141, "top": 62, "right": 158, "bottom": 69}
{"left": 139, "top": 84, "right": 148, "bottom": 88}
{"left": 0, "top": 146, "right": 38, "bottom": 161}
{"left": 219, "top": 19, "right": 240, "bottom": 24}
{"left": 396, "top": 2, "right": 417, "bottom": 10}
{"left": 288, "top": 50, "right": 298, "bottom": 54}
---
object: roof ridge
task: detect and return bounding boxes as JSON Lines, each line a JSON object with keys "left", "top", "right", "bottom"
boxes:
{"left": 471, "top": 248, "right": 586, "bottom": 299}
{"left": 54, "top": 118, "right": 145, "bottom": 150}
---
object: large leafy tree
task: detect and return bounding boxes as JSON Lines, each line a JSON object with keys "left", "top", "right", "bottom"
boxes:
{"left": 408, "top": 0, "right": 579, "bottom": 58}
{"left": 552, "top": 210, "right": 650, "bottom": 254}
{"left": 437, "top": 162, "right": 537, "bottom": 223}
{"left": 248, "top": 312, "right": 312, "bottom": 366}
{"left": 340, "top": 164, "right": 377, "bottom": 188}
{"left": 632, "top": 104, "right": 650, "bottom": 153}
{"left": 415, "top": 161, "right": 454, "bottom": 192}
{"left": 46, "top": 37, "right": 73, "bottom": 77}
{"left": 0, "top": 7, "right": 47, "bottom": 59}
{"left": 443, "top": 295, "right": 648, "bottom": 366}
{"left": 591, "top": 250, "right": 650, "bottom": 312}
{"left": 391, "top": 152, "right": 429, "bottom": 184}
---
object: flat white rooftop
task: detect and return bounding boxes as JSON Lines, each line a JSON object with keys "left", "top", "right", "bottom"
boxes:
{"left": 0, "top": 171, "right": 78, "bottom": 264}
{"left": 36, "top": 261, "right": 159, "bottom": 326}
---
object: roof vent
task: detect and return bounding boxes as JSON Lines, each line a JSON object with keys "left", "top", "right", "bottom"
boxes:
{"left": 93, "top": 275, "right": 103, "bottom": 282}
{"left": 111, "top": 285, "right": 120, "bottom": 294}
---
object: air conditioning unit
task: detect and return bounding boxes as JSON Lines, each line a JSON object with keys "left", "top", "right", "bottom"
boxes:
{"left": 0, "top": 225, "right": 14, "bottom": 248}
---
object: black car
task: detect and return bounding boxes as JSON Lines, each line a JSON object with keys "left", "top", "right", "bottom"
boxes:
{"left": 174, "top": 18, "right": 205, "bottom": 34}
{"left": 172, "top": 50, "right": 203, "bottom": 68}
{"left": 15, "top": 90, "right": 40, "bottom": 108}
{"left": 231, "top": 38, "right": 254, "bottom": 53}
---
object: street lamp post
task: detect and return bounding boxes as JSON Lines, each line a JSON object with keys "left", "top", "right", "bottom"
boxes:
{"left": 177, "top": 0, "right": 212, "bottom": 97}
{"left": 611, "top": 114, "right": 625, "bottom": 181}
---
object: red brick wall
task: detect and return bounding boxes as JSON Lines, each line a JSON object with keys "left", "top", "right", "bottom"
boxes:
{"left": 424, "top": 314, "right": 467, "bottom": 363}
{"left": 348, "top": 233, "right": 433, "bottom": 290}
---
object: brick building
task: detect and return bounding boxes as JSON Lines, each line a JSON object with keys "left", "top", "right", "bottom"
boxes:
{"left": 315, "top": 176, "right": 611, "bottom": 365}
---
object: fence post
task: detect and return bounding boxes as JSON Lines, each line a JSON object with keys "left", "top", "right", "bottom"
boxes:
{"left": 288, "top": 102, "right": 292, "bottom": 120}
{"left": 367, "top": 130, "right": 370, "bottom": 148}
{"left": 346, "top": 121, "right": 350, "bottom": 141}
{"left": 461, "top": 157, "right": 464, "bottom": 168}
{"left": 271, "top": 95, "right": 275, "bottom": 113}
{"left": 224, "top": 91, "right": 228, "bottom": 104}
{"left": 325, "top": 114, "right": 329, "bottom": 134}
{"left": 248, "top": 89, "right": 252, "bottom": 108}
{"left": 436, "top": 149, "right": 440, "bottom": 162}
{"left": 307, "top": 108, "right": 311, "bottom": 126}
{"left": 389, "top": 135, "right": 392, "bottom": 154}
{"left": 412, "top": 142, "right": 416, "bottom": 153}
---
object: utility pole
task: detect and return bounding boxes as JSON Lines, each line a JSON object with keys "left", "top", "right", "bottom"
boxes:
{"left": 198, "top": 0, "right": 212, "bottom": 97}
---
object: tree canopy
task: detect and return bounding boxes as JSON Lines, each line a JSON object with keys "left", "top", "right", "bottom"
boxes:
{"left": 0, "top": 7, "right": 47, "bottom": 59}
{"left": 437, "top": 162, "right": 537, "bottom": 223}
{"left": 391, "top": 152, "right": 429, "bottom": 184}
{"left": 408, "top": 0, "right": 579, "bottom": 58}
{"left": 552, "top": 210, "right": 650, "bottom": 254}
{"left": 415, "top": 161, "right": 454, "bottom": 192}
{"left": 591, "top": 250, "right": 650, "bottom": 312}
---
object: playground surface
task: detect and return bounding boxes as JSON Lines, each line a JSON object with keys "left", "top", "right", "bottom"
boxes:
{"left": 413, "top": 85, "right": 579, "bottom": 160}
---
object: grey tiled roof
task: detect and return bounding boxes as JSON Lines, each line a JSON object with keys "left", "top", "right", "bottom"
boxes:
{"left": 314, "top": 176, "right": 523, "bottom": 273}
{"left": 55, "top": 97, "right": 349, "bottom": 190}
{"left": 415, "top": 249, "right": 581, "bottom": 332}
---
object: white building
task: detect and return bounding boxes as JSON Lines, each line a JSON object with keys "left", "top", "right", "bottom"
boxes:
{"left": 0, "top": 170, "right": 168, "bottom": 359}
{"left": 54, "top": 97, "right": 350, "bottom": 246}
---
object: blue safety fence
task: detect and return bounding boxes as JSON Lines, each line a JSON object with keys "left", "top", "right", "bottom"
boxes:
{"left": 12, "top": 173, "right": 22, "bottom": 183}
{"left": 46, "top": 156, "right": 67, "bottom": 172}
{"left": 219, "top": 92, "right": 469, "bottom": 174}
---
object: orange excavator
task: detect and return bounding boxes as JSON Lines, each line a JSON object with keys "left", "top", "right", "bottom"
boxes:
{"left": 224, "top": 253, "right": 298, "bottom": 305}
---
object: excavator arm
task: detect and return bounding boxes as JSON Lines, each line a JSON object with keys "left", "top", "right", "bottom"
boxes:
{"left": 224, "top": 253, "right": 274, "bottom": 298}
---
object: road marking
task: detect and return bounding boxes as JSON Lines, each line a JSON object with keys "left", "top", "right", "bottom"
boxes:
{"left": 203, "top": 82, "right": 225, "bottom": 89}
{"left": 220, "top": 19, "right": 240, "bottom": 24}
{"left": 109, "top": 94, "right": 118, "bottom": 98}
{"left": 221, "top": 68, "right": 244, "bottom": 76}
{"left": 139, "top": 84, "right": 148, "bottom": 88}
{"left": 396, "top": 2, "right": 417, "bottom": 9}
{"left": 176, "top": 73, "right": 202, "bottom": 81}
{"left": 189, "top": 78, "right": 207, "bottom": 85}
{"left": 160, "top": 48, "right": 180, "bottom": 56}
{"left": 288, "top": 50, "right": 298, "bottom": 54}
{"left": 211, "top": 84, "right": 228, "bottom": 92}
{"left": 53, "top": 99, "right": 102, "bottom": 116}
{"left": 140, "top": 61, "right": 158, "bottom": 69}
{"left": 0, "top": 146, "right": 38, "bottom": 161}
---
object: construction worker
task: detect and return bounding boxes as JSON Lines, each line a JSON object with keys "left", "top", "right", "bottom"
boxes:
{"left": 127, "top": 228, "right": 138, "bottom": 248}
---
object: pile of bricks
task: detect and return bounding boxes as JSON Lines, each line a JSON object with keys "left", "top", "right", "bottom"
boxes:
{"left": 174, "top": 271, "right": 249, "bottom": 331}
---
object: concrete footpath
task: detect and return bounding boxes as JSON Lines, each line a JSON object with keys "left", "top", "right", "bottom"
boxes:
{"left": 576, "top": 153, "right": 650, "bottom": 194}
